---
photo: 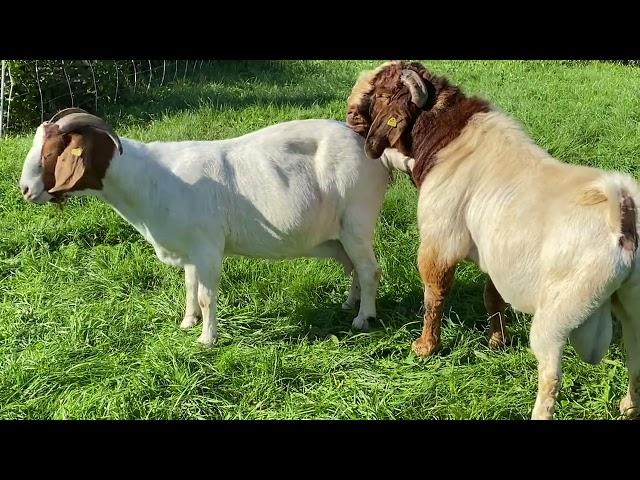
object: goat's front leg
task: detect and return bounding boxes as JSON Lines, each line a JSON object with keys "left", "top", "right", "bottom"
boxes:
{"left": 180, "top": 264, "right": 202, "bottom": 329}
{"left": 195, "top": 255, "right": 223, "bottom": 347}
{"left": 413, "top": 243, "right": 457, "bottom": 357}
{"left": 484, "top": 277, "right": 509, "bottom": 349}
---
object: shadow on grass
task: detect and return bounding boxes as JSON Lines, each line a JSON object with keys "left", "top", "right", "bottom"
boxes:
{"left": 278, "top": 264, "right": 539, "bottom": 353}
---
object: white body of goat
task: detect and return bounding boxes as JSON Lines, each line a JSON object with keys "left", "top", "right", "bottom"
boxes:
{"left": 385, "top": 114, "right": 640, "bottom": 420}
{"left": 20, "top": 117, "right": 394, "bottom": 345}
{"left": 421, "top": 113, "right": 640, "bottom": 420}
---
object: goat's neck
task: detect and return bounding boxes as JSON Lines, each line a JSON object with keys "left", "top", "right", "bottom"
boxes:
{"left": 96, "top": 139, "right": 181, "bottom": 232}
{"left": 409, "top": 94, "right": 492, "bottom": 188}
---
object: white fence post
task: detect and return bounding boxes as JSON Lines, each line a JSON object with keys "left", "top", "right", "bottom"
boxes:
{"left": 0, "top": 60, "right": 5, "bottom": 138}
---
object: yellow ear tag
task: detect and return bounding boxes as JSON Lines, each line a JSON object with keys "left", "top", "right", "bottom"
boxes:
{"left": 387, "top": 117, "right": 398, "bottom": 128}
{"left": 71, "top": 147, "right": 83, "bottom": 157}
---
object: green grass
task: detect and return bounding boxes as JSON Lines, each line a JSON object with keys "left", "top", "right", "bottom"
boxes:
{"left": 1, "top": 60, "right": 639, "bottom": 419}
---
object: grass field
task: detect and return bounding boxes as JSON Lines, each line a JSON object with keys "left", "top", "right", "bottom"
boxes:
{"left": 1, "top": 60, "right": 640, "bottom": 419}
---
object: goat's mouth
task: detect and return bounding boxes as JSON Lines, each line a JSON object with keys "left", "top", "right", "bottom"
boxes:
{"left": 47, "top": 193, "right": 69, "bottom": 206}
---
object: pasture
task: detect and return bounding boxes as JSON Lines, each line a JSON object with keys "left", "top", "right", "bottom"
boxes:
{"left": 1, "top": 60, "right": 639, "bottom": 419}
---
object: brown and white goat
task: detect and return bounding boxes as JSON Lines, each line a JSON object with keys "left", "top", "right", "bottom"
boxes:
{"left": 347, "top": 61, "right": 640, "bottom": 420}
{"left": 19, "top": 109, "right": 397, "bottom": 345}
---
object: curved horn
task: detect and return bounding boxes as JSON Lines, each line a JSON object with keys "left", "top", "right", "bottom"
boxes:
{"left": 55, "top": 112, "right": 123, "bottom": 155}
{"left": 400, "top": 69, "right": 428, "bottom": 108}
{"left": 49, "top": 107, "right": 90, "bottom": 124}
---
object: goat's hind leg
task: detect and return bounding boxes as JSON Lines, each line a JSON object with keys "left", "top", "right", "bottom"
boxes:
{"left": 529, "top": 304, "right": 575, "bottom": 420}
{"left": 309, "top": 240, "right": 360, "bottom": 311}
{"left": 613, "top": 287, "right": 640, "bottom": 418}
{"left": 484, "top": 276, "right": 509, "bottom": 349}
{"left": 339, "top": 234, "right": 380, "bottom": 332}
{"left": 530, "top": 288, "right": 610, "bottom": 420}
{"left": 180, "top": 264, "right": 202, "bottom": 329}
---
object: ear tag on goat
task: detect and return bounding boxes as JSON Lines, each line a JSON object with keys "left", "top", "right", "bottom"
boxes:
{"left": 387, "top": 117, "right": 398, "bottom": 128}
{"left": 71, "top": 147, "right": 83, "bottom": 157}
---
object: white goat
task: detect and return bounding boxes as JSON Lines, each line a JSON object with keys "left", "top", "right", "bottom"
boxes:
{"left": 19, "top": 108, "right": 396, "bottom": 345}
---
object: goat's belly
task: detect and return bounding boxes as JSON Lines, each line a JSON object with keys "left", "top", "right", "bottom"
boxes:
{"left": 154, "top": 247, "right": 187, "bottom": 267}
{"left": 140, "top": 227, "right": 188, "bottom": 267}
{"left": 472, "top": 249, "right": 538, "bottom": 315}
{"left": 225, "top": 228, "right": 338, "bottom": 259}
{"left": 495, "top": 285, "right": 536, "bottom": 315}
{"left": 224, "top": 204, "right": 340, "bottom": 259}
{"left": 225, "top": 234, "right": 334, "bottom": 259}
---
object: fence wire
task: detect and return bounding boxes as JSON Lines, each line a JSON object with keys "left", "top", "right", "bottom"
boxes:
{"left": 0, "top": 60, "right": 210, "bottom": 137}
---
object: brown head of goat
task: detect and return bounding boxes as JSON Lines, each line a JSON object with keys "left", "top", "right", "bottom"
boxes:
{"left": 346, "top": 61, "right": 491, "bottom": 188}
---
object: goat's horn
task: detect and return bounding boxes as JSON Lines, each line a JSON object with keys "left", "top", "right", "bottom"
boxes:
{"left": 49, "top": 107, "right": 90, "bottom": 124}
{"left": 400, "top": 69, "right": 428, "bottom": 108}
{"left": 55, "top": 112, "right": 123, "bottom": 155}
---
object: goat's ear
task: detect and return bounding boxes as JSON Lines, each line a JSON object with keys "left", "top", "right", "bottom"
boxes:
{"left": 48, "top": 128, "right": 115, "bottom": 194}
{"left": 364, "top": 114, "right": 406, "bottom": 159}
{"left": 48, "top": 136, "right": 87, "bottom": 193}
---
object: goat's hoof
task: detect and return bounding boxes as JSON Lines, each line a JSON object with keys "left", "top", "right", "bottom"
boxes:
{"left": 411, "top": 337, "right": 440, "bottom": 358}
{"left": 530, "top": 412, "right": 554, "bottom": 420}
{"left": 180, "top": 315, "right": 201, "bottom": 329}
{"left": 197, "top": 334, "right": 218, "bottom": 347}
{"left": 351, "top": 316, "right": 372, "bottom": 331}
{"left": 620, "top": 395, "right": 640, "bottom": 418}
{"left": 488, "top": 331, "right": 508, "bottom": 350}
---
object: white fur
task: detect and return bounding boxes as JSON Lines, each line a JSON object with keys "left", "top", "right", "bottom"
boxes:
{"left": 20, "top": 119, "right": 395, "bottom": 344}
{"left": 387, "top": 111, "right": 640, "bottom": 420}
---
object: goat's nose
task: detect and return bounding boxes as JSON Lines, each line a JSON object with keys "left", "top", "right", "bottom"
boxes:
{"left": 20, "top": 184, "right": 29, "bottom": 196}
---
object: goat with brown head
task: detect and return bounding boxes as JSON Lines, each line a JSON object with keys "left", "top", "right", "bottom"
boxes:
{"left": 363, "top": 69, "right": 429, "bottom": 160}
{"left": 19, "top": 108, "right": 122, "bottom": 204}
{"left": 347, "top": 61, "right": 640, "bottom": 421}
{"left": 347, "top": 62, "right": 428, "bottom": 155}
{"left": 347, "top": 61, "right": 489, "bottom": 187}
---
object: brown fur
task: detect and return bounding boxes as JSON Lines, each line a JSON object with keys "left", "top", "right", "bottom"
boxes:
{"left": 413, "top": 244, "right": 456, "bottom": 357}
{"left": 620, "top": 193, "right": 638, "bottom": 252}
{"left": 41, "top": 124, "right": 67, "bottom": 192}
{"left": 409, "top": 97, "right": 491, "bottom": 187}
{"left": 346, "top": 61, "right": 491, "bottom": 187}
{"left": 40, "top": 123, "right": 116, "bottom": 196}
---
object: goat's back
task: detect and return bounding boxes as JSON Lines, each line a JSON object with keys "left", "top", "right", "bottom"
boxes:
{"left": 139, "top": 119, "right": 389, "bottom": 258}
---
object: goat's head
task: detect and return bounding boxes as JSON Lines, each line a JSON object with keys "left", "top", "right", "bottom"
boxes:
{"left": 19, "top": 108, "right": 122, "bottom": 204}
{"left": 346, "top": 61, "right": 432, "bottom": 159}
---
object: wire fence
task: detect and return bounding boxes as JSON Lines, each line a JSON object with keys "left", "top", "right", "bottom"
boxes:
{"left": 0, "top": 60, "right": 210, "bottom": 137}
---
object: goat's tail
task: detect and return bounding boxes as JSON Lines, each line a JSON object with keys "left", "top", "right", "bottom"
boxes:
{"left": 579, "top": 173, "right": 640, "bottom": 254}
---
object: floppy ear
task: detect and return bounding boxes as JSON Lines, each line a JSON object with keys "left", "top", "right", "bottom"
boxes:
{"left": 47, "top": 125, "right": 116, "bottom": 194}
{"left": 48, "top": 141, "right": 87, "bottom": 193}
{"left": 364, "top": 113, "right": 407, "bottom": 159}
